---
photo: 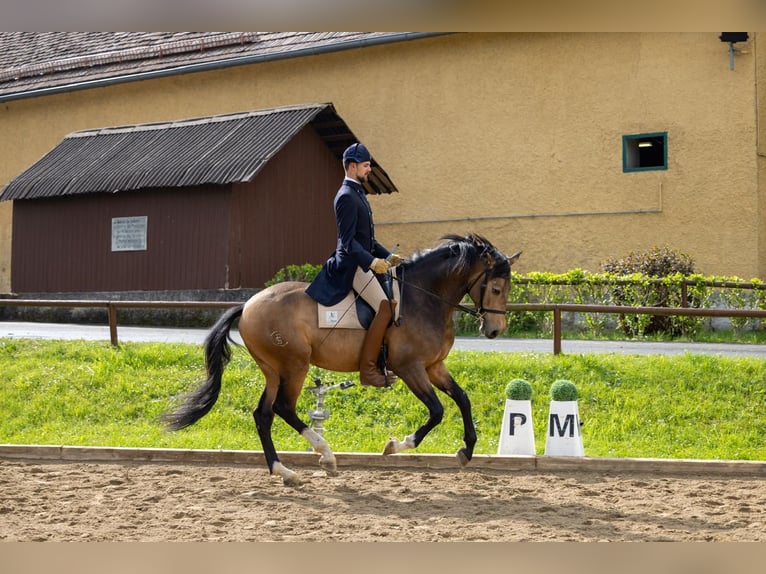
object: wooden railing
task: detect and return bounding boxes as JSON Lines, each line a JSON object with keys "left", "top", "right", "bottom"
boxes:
{"left": 2, "top": 299, "right": 766, "bottom": 353}
{"left": 0, "top": 299, "right": 238, "bottom": 346}
{"left": 504, "top": 303, "right": 766, "bottom": 354}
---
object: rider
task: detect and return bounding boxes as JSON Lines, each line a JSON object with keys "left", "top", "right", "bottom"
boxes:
{"left": 305, "top": 142, "right": 403, "bottom": 387}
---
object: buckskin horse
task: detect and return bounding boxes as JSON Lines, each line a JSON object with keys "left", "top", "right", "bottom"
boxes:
{"left": 162, "top": 234, "right": 521, "bottom": 486}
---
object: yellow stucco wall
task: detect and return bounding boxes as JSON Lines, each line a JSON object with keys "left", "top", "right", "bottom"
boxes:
{"left": 0, "top": 32, "right": 762, "bottom": 293}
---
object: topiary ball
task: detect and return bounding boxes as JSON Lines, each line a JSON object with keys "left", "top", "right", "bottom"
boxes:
{"left": 505, "top": 378, "right": 532, "bottom": 400}
{"left": 550, "top": 379, "right": 578, "bottom": 401}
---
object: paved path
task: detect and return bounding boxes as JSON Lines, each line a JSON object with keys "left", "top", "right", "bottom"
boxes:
{"left": 1, "top": 321, "right": 766, "bottom": 357}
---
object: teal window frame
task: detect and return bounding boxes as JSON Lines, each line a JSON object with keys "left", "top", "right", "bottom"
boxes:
{"left": 622, "top": 132, "right": 667, "bottom": 172}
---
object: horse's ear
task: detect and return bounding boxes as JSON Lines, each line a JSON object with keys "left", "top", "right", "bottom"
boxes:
{"left": 508, "top": 251, "right": 522, "bottom": 265}
{"left": 481, "top": 249, "right": 496, "bottom": 268}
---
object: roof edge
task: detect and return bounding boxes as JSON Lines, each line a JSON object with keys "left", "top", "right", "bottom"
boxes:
{"left": 0, "top": 32, "right": 452, "bottom": 103}
{"left": 0, "top": 33, "right": 261, "bottom": 85}
{"left": 67, "top": 102, "right": 333, "bottom": 138}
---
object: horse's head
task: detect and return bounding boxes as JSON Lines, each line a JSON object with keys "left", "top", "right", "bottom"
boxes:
{"left": 403, "top": 234, "right": 521, "bottom": 339}
{"left": 443, "top": 234, "right": 521, "bottom": 339}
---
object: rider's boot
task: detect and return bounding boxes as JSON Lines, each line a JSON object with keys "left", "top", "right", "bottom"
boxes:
{"left": 359, "top": 300, "right": 397, "bottom": 388}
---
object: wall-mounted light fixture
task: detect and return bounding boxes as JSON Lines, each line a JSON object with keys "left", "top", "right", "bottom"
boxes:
{"left": 719, "top": 32, "right": 749, "bottom": 71}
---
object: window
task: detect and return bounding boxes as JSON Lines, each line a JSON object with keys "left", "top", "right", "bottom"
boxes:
{"left": 623, "top": 132, "right": 667, "bottom": 172}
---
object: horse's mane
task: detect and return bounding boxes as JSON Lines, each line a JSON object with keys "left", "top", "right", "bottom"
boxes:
{"left": 405, "top": 233, "right": 510, "bottom": 277}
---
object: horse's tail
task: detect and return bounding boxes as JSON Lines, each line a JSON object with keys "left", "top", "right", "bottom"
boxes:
{"left": 162, "top": 304, "right": 244, "bottom": 431}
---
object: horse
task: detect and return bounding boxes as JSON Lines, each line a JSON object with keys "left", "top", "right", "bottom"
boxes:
{"left": 162, "top": 233, "right": 521, "bottom": 486}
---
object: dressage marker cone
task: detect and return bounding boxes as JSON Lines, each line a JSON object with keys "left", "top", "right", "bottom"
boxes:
{"left": 544, "top": 400, "right": 584, "bottom": 456}
{"left": 497, "top": 399, "right": 536, "bottom": 455}
{"left": 497, "top": 379, "right": 535, "bottom": 456}
{"left": 544, "top": 379, "right": 584, "bottom": 457}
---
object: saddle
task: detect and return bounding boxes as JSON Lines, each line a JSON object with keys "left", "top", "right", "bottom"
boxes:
{"left": 317, "top": 270, "right": 401, "bottom": 329}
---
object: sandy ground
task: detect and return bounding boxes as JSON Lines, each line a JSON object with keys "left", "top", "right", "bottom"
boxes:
{"left": 1, "top": 459, "right": 764, "bottom": 542}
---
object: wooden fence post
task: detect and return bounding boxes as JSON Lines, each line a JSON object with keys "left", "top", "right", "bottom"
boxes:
{"left": 553, "top": 307, "right": 562, "bottom": 355}
{"left": 108, "top": 303, "right": 118, "bottom": 346}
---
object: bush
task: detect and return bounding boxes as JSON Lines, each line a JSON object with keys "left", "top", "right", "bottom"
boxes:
{"left": 601, "top": 246, "right": 697, "bottom": 337}
{"left": 265, "top": 263, "right": 322, "bottom": 287}
{"left": 550, "top": 379, "right": 578, "bottom": 401}
{"left": 505, "top": 378, "right": 532, "bottom": 400}
{"left": 601, "top": 245, "right": 695, "bottom": 277}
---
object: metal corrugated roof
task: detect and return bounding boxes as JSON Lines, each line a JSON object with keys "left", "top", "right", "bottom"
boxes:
{"left": 0, "top": 103, "right": 398, "bottom": 200}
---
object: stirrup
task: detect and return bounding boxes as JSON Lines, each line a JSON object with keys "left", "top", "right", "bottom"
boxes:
{"left": 382, "top": 368, "right": 398, "bottom": 387}
{"left": 378, "top": 344, "right": 397, "bottom": 386}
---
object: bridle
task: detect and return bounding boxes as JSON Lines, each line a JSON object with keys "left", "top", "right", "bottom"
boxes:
{"left": 394, "top": 256, "right": 509, "bottom": 320}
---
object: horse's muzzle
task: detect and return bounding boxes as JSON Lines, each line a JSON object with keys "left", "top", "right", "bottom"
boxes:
{"left": 481, "top": 324, "right": 501, "bottom": 339}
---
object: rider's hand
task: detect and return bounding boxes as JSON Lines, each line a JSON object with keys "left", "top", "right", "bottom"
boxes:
{"left": 369, "top": 258, "right": 390, "bottom": 274}
{"left": 386, "top": 253, "right": 404, "bottom": 266}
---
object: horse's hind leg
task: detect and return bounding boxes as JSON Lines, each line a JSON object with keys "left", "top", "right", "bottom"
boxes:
{"left": 272, "top": 376, "right": 338, "bottom": 477}
{"left": 253, "top": 381, "right": 302, "bottom": 487}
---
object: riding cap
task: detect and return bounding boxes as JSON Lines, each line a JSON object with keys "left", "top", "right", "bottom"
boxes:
{"left": 342, "top": 142, "right": 371, "bottom": 163}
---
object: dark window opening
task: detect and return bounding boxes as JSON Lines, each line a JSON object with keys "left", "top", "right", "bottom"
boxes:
{"left": 623, "top": 132, "right": 667, "bottom": 172}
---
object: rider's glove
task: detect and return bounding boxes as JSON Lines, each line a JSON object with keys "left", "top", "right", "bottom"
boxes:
{"left": 369, "top": 258, "right": 390, "bottom": 274}
{"left": 386, "top": 253, "right": 404, "bottom": 266}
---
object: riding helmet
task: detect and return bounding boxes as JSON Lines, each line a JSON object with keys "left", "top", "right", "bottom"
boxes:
{"left": 342, "top": 142, "right": 371, "bottom": 163}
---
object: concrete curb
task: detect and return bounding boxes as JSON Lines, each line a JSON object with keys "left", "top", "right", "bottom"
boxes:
{"left": 1, "top": 444, "right": 764, "bottom": 477}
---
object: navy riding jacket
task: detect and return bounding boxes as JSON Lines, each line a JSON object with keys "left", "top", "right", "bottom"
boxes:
{"left": 305, "top": 178, "right": 391, "bottom": 306}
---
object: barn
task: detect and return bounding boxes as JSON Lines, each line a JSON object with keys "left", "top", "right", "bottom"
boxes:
{"left": 0, "top": 102, "right": 397, "bottom": 294}
{"left": 2, "top": 32, "right": 766, "bottom": 294}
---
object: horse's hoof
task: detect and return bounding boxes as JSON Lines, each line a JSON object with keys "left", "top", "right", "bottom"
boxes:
{"left": 456, "top": 448, "right": 472, "bottom": 467}
{"left": 273, "top": 462, "right": 303, "bottom": 487}
{"left": 283, "top": 474, "right": 303, "bottom": 488}
{"left": 383, "top": 438, "right": 397, "bottom": 455}
{"left": 320, "top": 458, "right": 339, "bottom": 477}
{"left": 319, "top": 456, "right": 338, "bottom": 476}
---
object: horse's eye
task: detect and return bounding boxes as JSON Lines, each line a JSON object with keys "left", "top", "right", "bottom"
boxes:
{"left": 492, "top": 286, "right": 502, "bottom": 295}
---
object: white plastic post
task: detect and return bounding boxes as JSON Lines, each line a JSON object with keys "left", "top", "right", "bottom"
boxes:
{"left": 497, "top": 399, "right": 536, "bottom": 456}
{"left": 544, "top": 400, "right": 584, "bottom": 456}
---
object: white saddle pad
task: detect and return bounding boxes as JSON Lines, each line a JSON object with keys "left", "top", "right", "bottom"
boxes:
{"left": 317, "top": 292, "right": 364, "bottom": 329}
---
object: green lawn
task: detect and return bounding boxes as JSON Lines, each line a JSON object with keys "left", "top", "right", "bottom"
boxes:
{"left": 1, "top": 338, "right": 764, "bottom": 461}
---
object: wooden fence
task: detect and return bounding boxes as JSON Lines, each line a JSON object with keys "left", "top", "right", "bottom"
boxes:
{"left": 0, "top": 299, "right": 236, "bottom": 346}
{"left": 2, "top": 299, "right": 766, "bottom": 353}
{"left": 505, "top": 303, "right": 766, "bottom": 354}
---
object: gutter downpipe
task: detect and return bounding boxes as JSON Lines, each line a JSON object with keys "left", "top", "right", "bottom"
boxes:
{"left": 0, "top": 32, "right": 451, "bottom": 103}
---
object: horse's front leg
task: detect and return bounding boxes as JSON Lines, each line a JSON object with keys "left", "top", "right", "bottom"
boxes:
{"left": 428, "top": 361, "right": 476, "bottom": 466}
{"left": 383, "top": 365, "right": 444, "bottom": 456}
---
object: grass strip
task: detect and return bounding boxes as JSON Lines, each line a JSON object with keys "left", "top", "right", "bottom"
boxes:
{"left": 1, "top": 338, "right": 764, "bottom": 460}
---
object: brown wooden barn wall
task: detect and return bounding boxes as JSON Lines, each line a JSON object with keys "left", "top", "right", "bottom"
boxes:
{"left": 11, "top": 186, "right": 231, "bottom": 293}
{"left": 10, "top": 125, "right": 343, "bottom": 293}
{"left": 227, "top": 126, "right": 342, "bottom": 288}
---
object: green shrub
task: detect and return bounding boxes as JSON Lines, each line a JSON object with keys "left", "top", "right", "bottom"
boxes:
{"left": 601, "top": 245, "right": 695, "bottom": 277}
{"left": 505, "top": 378, "right": 532, "bottom": 400}
{"left": 550, "top": 379, "right": 578, "bottom": 401}
{"left": 265, "top": 263, "right": 322, "bottom": 287}
{"left": 601, "top": 246, "right": 697, "bottom": 337}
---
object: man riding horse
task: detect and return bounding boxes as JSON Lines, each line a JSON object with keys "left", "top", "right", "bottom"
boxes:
{"left": 305, "top": 142, "right": 403, "bottom": 388}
